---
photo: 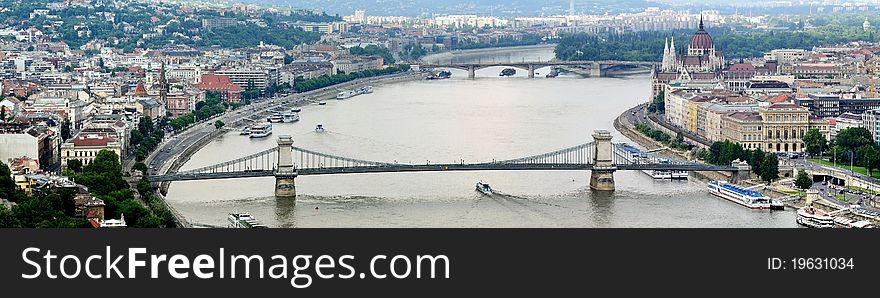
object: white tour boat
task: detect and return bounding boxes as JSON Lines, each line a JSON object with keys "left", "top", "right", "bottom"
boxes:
{"left": 282, "top": 112, "right": 300, "bottom": 123}
{"left": 267, "top": 114, "right": 284, "bottom": 123}
{"left": 707, "top": 180, "right": 783, "bottom": 210}
{"left": 336, "top": 90, "right": 355, "bottom": 99}
{"left": 796, "top": 205, "right": 834, "bottom": 228}
{"left": 249, "top": 122, "right": 272, "bottom": 138}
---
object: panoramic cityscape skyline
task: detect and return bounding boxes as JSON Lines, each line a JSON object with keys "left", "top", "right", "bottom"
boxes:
{"left": 0, "top": 0, "right": 879, "bottom": 229}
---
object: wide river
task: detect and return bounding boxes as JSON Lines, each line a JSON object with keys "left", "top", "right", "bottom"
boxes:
{"left": 166, "top": 45, "right": 798, "bottom": 227}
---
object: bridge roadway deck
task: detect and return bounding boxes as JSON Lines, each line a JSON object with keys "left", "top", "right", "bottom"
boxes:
{"left": 148, "top": 163, "right": 736, "bottom": 182}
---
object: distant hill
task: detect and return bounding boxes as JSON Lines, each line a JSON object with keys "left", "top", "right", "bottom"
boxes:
{"left": 235, "top": 0, "right": 668, "bottom": 17}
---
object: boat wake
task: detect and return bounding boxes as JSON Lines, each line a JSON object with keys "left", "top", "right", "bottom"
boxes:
{"left": 489, "top": 191, "right": 567, "bottom": 209}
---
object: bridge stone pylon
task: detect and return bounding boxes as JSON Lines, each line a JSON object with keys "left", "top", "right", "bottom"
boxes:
{"left": 275, "top": 135, "right": 297, "bottom": 197}
{"left": 590, "top": 62, "right": 602, "bottom": 77}
{"left": 590, "top": 130, "right": 615, "bottom": 191}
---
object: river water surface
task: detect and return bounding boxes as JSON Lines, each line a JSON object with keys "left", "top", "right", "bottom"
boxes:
{"left": 165, "top": 46, "right": 797, "bottom": 228}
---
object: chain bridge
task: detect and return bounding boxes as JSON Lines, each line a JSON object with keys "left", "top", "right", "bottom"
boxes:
{"left": 148, "top": 130, "right": 739, "bottom": 197}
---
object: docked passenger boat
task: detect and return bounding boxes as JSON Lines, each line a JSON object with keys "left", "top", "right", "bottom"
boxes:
{"left": 707, "top": 180, "right": 782, "bottom": 210}
{"left": 670, "top": 171, "right": 688, "bottom": 179}
{"left": 267, "top": 113, "right": 284, "bottom": 123}
{"left": 475, "top": 181, "right": 493, "bottom": 195}
{"left": 796, "top": 205, "right": 834, "bottom": 228}
{"left": 227, "top": 212, "right": 267, "bottom": 228}
{"left": 239, "top": 126, "right": 251, "bottom": 135}
{"left": 282, "top": 112, "right": 299, "bottom": 123}
{"left": 833, "top": 216, "right": 875, "bottom": 228}
{"left": 336, "top": 90, "right": 355, "bottom": 99}
{"left": 249, "top": 122, "right": 272, "bottom": 138}
{"left": 642, "top": 169, "right": 689, "bottom": 179}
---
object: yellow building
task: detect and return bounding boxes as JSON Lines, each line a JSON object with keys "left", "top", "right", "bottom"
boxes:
{"left": 721, "top": 103, "right": 831, "bottom": 152}
{"left": 722, "top": 112, "right": 765, "bottom": 150}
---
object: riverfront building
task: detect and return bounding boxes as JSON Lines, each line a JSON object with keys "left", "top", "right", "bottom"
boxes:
{"left": 60, "top": 133, "right": 121, "bottom": 170}
{"left": 720, "top": 103, "right": 831, "bottom": 152}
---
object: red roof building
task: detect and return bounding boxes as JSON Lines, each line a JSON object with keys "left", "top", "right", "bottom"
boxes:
{"left": 60, "top": 133, "right": 122, "bottom": 169}
{"left": 194, "top": 74, "right": 242, "bottom": 102}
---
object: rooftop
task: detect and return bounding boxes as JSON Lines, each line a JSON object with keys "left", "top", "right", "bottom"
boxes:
{"left": 68, "top": 133, "right": 116, "bottom": 147}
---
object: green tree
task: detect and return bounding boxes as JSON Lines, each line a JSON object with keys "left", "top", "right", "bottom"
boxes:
{"left": 67, "top": 159, "right": 83, "bottom": 173}
{"left": 138, "top": 116, "right": 154, "bottom": 136}
{"left": 214, "top": 120, "right": 225, "bottom": 129}
{"left": 133, "top": 162, "right": 148, "bottom": 175}
{"left": 802, "top": 128, "right": 827, "bottom": 156}
{"left": 60, "top": 119, "right": 71, "bottom": 141}
{"left": 860, "top": 146, "right": 880, "bottom": 176}
{"left": 130, "top": 129, "right": 144, "bottom": 147}
{"left": 760, "top": 154, "right": 780, "bottom": 184}
{"left": 77, "top": 150, "right": 127, "bottom": 196}
{"left": 0, "top": 161, "right": 19, "bottom": 202}
{"left": 0, "top": 205, "right": 18, "bottom": 227}
{"left": 834, "top": 127, "right": 873, "bottom": 154}
{"left": 648, "top": 90, "right": 665, "bottom": 113}
{"left": 794, "top": 171, "right": 813, "bottom": 190}
{"left": 750, "top": 148, "right": 765, "bottom": 176}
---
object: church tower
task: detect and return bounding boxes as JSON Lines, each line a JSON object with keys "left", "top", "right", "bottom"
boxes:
{"left": 662, "top": 37, "right": 670, "bottom": 71}
{"left": 158, "top": 61, "right": 168, "bottom": 104}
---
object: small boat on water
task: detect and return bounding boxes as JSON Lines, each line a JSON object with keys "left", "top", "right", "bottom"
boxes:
{"left": 227, "top": 212, "right": 267, "bottom": 228}
{"left": 475, "top": 181, "right": 493, "bottom": 195}
{"left": 315, "top": 123, "right": 325, "bottom": 132}
{"left": 249, "top": 122, "right": 272, "bottom": 138}
{"left": 318, "top": 101, "right": 327, "bottom": 105}
{"left": 426, "top": 70, "right": 452, "bottom": 80}
{"left": 796, "top": 205, "right": 834, "bottom": 228}
{"left": 358, "top": 86, "right": 373, "bottom": 94}
{"left": 707, "top": 180, "right": 783, "bottom": 210}
{"left": 291, "top": 107, "right": 302, "bottom": 113}
{"left": 282, "top": 112, "right": 299, "bottom": 123}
